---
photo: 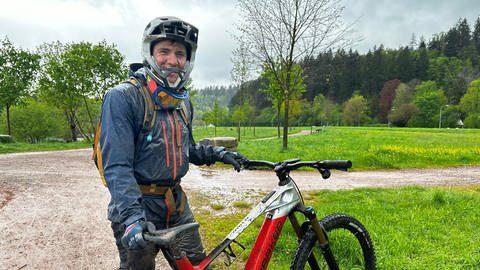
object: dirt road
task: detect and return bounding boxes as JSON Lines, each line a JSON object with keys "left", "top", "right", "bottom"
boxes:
{"left": 1, "top": 149, "right": 479, "bottom": 269}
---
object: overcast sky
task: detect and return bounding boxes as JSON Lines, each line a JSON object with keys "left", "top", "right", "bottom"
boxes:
{"left": 1, "top": 0, "right": 479, "bottom": 88}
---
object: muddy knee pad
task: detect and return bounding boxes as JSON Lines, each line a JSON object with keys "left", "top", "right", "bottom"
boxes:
{"left": 111, "top": 221, "right": 128, "bottom": 269}
{"left": 127, "top": 242, "right": 159, "bottom": 270}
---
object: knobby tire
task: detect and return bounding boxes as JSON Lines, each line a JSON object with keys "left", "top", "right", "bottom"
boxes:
{"left": 290, "top": 213, "right": 376, "bottom": 270}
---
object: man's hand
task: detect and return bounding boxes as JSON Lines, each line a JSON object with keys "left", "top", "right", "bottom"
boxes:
{"left": 121, "top": 220, "right": 147, "bottom": 250}
{"left": 219, "top": 151, "right": 246, "bottom": 172}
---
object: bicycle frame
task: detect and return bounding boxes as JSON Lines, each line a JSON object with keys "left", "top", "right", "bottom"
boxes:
{"left": 150, "top": 159, "right": 356, "bottom": 270}
{"left": 174, "top": 176, "right": 318, "bottom": 270}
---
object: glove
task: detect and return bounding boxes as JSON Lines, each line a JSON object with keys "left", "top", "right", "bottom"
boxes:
{"left": 219, "top": 150, "right": 246, "bottom": 172}
{"left": 121, "top": 220, "right": 147, "bottom": 250}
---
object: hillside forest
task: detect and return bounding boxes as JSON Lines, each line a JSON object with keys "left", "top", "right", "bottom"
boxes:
{"left": 201, "top": 17, "right": 480, "bottom": 130}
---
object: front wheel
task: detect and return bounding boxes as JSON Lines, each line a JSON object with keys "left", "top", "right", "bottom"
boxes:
{"left": 290, "top": 213, "right": 376, "bottom": 270}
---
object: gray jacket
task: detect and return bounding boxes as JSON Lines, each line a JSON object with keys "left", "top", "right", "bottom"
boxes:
{"left": 99, "top": 64, "right": 223, "bottom": 226}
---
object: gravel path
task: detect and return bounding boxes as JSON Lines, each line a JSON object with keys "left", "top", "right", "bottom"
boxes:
{"left": 0, "top": 149, "right": 478, "bottom": 269}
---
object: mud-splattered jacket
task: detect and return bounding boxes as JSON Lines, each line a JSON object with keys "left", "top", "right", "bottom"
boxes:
{"left": 99, "top": 64, "right": 223, "bottom": 226}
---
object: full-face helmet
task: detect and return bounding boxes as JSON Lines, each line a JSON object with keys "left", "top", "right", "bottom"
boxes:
{"left": 142, "top": 16, "right": 198, "bottom": 108}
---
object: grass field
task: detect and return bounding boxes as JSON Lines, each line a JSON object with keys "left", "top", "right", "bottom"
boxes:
{"left": 193, "top": 185, "right": 480, "bottom": 269}
{"left": 196, "top": 126, "right": 480, "bottom": 170}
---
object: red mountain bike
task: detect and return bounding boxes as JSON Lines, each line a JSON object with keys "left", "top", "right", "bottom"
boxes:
{"left": 144, "top": 158, "right": 376, "bottom": 269}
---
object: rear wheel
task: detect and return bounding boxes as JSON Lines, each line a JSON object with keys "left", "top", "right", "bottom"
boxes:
{"left": 290, "top": 213, "right": 376, "bottom": 270}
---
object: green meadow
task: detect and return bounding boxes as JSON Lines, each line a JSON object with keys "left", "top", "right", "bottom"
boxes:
{"left": 196, "top": 126, "right": 480, "bottom": 170}
{"left": 194, "top": 185, "right": 480, "bottom": 269}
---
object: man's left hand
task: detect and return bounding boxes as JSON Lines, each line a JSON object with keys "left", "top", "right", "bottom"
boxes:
{"left": 219, "top": 151, "right": 246, "bottom": 172}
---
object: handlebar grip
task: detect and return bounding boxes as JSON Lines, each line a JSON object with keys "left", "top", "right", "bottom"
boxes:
{"left": 320, "top": 160, "right": 352, "bottom": 170}
{"left": 244, "top": 160, "right": 276, "bottom": 169}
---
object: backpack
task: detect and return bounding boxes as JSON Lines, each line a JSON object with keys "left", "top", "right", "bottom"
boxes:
{"left": 92, "top": 77, "right": 191, "bottom": 186}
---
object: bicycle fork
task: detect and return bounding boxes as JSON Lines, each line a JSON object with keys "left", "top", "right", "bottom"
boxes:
{"left": 290, "top": 205, "right": 340, "bottom": 270}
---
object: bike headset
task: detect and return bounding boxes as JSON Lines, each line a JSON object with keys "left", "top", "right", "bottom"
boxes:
{"left": 141, "top": 16, "right": 198, "bottom": 110}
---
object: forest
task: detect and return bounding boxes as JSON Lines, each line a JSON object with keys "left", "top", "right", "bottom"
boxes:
{"left": 205, "top": 17, "right": 480, "bottom": 129}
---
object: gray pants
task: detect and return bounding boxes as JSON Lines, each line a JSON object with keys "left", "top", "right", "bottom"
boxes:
{"left": 111, "top": 190, "right": 208, "bottom": 270}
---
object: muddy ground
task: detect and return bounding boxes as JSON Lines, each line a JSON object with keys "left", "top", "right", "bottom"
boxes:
{"left": 1, "top": 149, "right": 479, "bottom": 269}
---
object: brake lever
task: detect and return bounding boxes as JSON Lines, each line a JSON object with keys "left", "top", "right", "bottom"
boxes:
{"left": 317, "top": 168, "right": 331, "bottom": 179}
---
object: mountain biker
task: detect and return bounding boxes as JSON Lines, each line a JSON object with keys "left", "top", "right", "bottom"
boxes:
{"left": 97, "top": 16, "right": 246, "bottom": 269}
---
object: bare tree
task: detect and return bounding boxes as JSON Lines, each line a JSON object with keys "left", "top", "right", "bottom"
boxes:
{"left": 235, "top": 0, "right": 352, "bottom": 149}
{"left": 231, "top": 40, "right": 255, "bottom": 141}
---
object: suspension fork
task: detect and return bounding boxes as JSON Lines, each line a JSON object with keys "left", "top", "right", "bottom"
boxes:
{"left": 290, "top": 205, "right": 339, "bottom": 270}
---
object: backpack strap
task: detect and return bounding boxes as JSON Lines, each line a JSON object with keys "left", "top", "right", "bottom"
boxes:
{"left": 126, "top": 77, "right": 157, "bottom": 131}
{"left": 178, "top": 101, "right": 191, "bottom": 129}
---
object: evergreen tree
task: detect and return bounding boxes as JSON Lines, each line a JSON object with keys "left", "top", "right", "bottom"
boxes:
{"left": 444, "top": 18, "right": 471, "bottom": 58}
{"left": 428, "top": 33, "right": 446, "bottom": 56}
{"left": 396, "top": 46, "right": 414, "bottom": 81}
{"left": 416, "top": 41, "right": 429, "bottom": 80}
{"left": 473, "top": 17, "right": 480, "bottom": 53}
{"left": 457, "top": 18, "right": 472, "bottom": 52}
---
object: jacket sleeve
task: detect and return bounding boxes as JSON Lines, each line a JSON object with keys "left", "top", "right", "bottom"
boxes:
{"left": 100, "top": 88, "right": 145, "bottom": 226}
{"left": 189, "top": 142, "right": 224, "bottom": 166}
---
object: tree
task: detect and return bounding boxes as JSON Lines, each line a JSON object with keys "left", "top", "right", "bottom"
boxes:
{"left": 416, "top": 40, "right": 429, "bottom": 81}
{"left": 255, "top": 107, "right": 276, "bottom": 126}
{"left": 202, "top": 100, "right": 228, "bottom": 136}
{"left": 232, "top": 101, "right": 252, "bottom": 138}
{"left": 236, "top": 0, "right": 351, "bottom": 149}
{"left": 342, "top": 93, "right": 369, "bottom": 126}
{"left": 261, "top": 62, "right": 305, "bottom": 138}
{"left": 444, "top": 18, "right": 471, "bottom": 58}
{"left": 388, "top": 83, "right": 416, "bottom": 127}
{"left": 0, "top": 36, "right": 40, "bottom": 136}
{"left": 459, "top": 79, "right": 480, "bottom": 128}
{"left": 37, "top": 41, "right": 125, "bottom": 141}
{"left": 473, "top": 17, "right": 480, "bottom": 53}
{"left": 427, "top": 56, "right": 469, "bottom": 104}
{"left": 64, "top": 41, "right": 125, "bottom": 137}
{"left": 428, "top": 32, "right": 446, "bottom": 55}
{"left": 38, "top": 41, "right": 82, "bottom": 142}
{"left": 378, "top": 79, "right": 401, "bottom": 123}
{"left": 91, "top": 40, "right": 126, "bottom": 101}
{"left": 408, "top": 81, "right": 448, "bottom": 127}
{"left": 310, "top": 94, "right": 327, "bottom": 125}
{"left": 231, "top": 40, "right": 255, "bottom": 141}
{"left": 9, "top": 98, "right": 68, "bottom": 143}
{"left": 396, "top": 47, "right": 414, "bottom": 81}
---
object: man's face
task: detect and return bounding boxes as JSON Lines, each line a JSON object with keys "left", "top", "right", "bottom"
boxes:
{"left": 152, "top": 40, "right": 187, "bottom": 87}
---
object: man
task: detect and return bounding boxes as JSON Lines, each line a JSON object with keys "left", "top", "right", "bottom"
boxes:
{"left": 98, "top": 16, "right": 246, "bottom": 269}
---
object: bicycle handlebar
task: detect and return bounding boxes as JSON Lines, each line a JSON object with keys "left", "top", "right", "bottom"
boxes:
{"left": 244, "top": 159, "right": 352, "bottom": 171}
{"left": 243, "top": 159, "right": 351, "bottom": 180}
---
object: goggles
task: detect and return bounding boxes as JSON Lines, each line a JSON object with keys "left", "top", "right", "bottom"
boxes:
{"left": 147, "top": 75, "right": 188, "bottom": 110}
